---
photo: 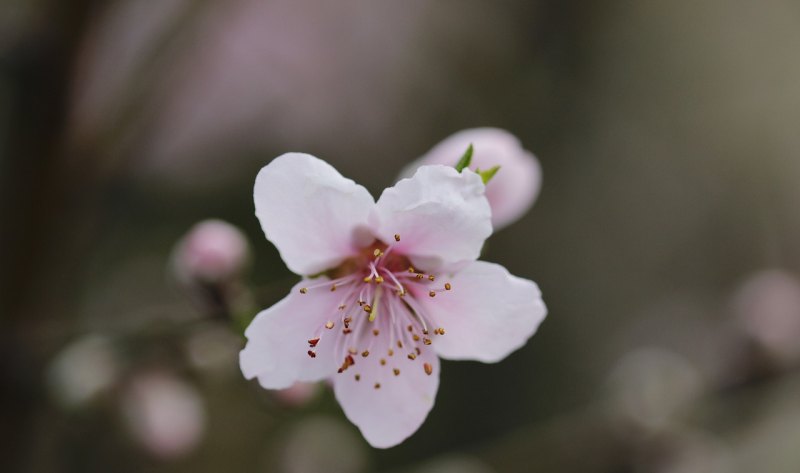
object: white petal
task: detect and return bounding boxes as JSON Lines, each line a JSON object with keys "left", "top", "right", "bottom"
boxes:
{"left": 254, "top": 153, "right": 375, "bottom": 275}
{"left": 374, "top": 165, "right": 492, "bottom": 270}
{"left": 332, "top": 345, "right": 439, "bottom": 448}
{"left": 419, "top": 261, "right": 547, "bottom": 363}
{"left": 401, "top": 128, "right": 542, "bottom": 230}
{"left": 240, "top": 280, "right": 342, "bottom": 389}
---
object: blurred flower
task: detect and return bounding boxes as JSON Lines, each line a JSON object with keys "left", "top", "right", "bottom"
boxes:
{"left": 280, "top": 416, "right": 367, "bottom": 473}
{"left": 47, "top": 335, "right": 120, "bottom": 408}
{"left": 121, "top": 371, "right": 206, "bottom": 459}
{"left": 732, "top": 269, "right": 800, "bottom": 365}
{"left": 400, "top": 128, "right": 542, "bottom": 230}
{"left": 171, "top": 219, "right": 250, "bottom": 285}
{"left": 240, "top": 153, "right": 547, "bottom": 447}
{"left": 184, "top": 324, "right": 242, "bottom": 374}
{"left": 273, "top": 382, "right": 321, "bottom": 408}
{"left": 411, "top": 454, "right": 497, "bottom": 473}
{"left": 606, "top": 347, "right": 704, "bottom": 431}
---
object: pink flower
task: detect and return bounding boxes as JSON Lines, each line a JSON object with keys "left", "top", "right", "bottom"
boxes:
{"left": 172, "top": 219, "right": 250, "bottom": 284}
{"left": 240, "top": 153, "right": 547, "bottom": 448}
{"left": 401, "top": 128, "right": 542, "bottom": 230}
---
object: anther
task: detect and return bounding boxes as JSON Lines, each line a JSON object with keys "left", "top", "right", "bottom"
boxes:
{"left": 372, "top": 329, "right": 380, "bottom": 336}
{"left": 397, "top": 341, "right": 404, "bottom": 348}
{"left": 373, "top": 249, "right": 381, "bottom": 257}
{"left": 363, "top": 276, "right": 372, "bottom": 283}
{"left": 355, "top": 374, "right": 361, "bottom": 381}
{"left": 343, "top": 328, "right": 352, "bottom": 334}
{"left": 408, "top": 267, "right": 415, "bottom": 273}
{"left": 338, "top": 304, "right": 346, "bottom": 310}
{"left": 416, "top": 274, "right": 425, "bottom": 280}
{"left": 363, "top": 305, "right": 372, "bottom": 313}
{"left": 429, "top": 291, "right": 436, "bottom": 297}
{"left": 424, "top": 363, "right": 433, "bottom": 375}
{"left": 423, "top": 338, "right": 432, "bottom": 345}
{"left": 415, "top": 347, "right": 421, "bottom": 355}
{"left": 407, "top": 353, "right": 417, "bottom": 360}
{"left": 374, "top": 383, "right": 381, "bottom": 390}
{"left": 407, "top": 325, "right": 413, "bottom": 332}
{"left": 444, "top": 282, "right": 452, "bottom": 291}
{"left": 374, "top": 276, "right": 384, "bottom": 284}
{"left": 330, "top": 284, "right": 337, "bottom": 292}
{"left": 308, "top": 338, "right": 320, "bottom": 347}
{"left": 388, "top": 349, "right": 394, "bottom": 356}
{"left": 307, "top": 350, "right": 316, "bottom": 358}
{"left": 422, "top": 329, "right": 429, "bottom": 335}
{"left": 393, "top": 368, "right": 400, "bottom": 376}
{"left": 343, "top": 316, "right": 352, "bottom": 326}
{"left": 380, "top": 358, "right": 386, "bottom": 366}
{"left": 325, "top": 321, "right": 335, "bottom": 329}
{"left": 348, "top": 347, "right": 358, "bottom": 355}
{"left": 361, "top": 350, "right": 370, "bottom": 357}
{"left": 299, "top": 287, "right": 308, "bottom": 294}
{"left": 412, "top": 334, "right": 420, "bottom": 342}
{"left": 394, "top": 234, "right": 401, "bottom": 242}
{"left": 435, "top": 327, "right": 446, "bottom": 335}
{"left": 428, "top": 275, "right": 435, "bottom": 281}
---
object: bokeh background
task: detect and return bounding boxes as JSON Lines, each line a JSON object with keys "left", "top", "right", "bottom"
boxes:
{"left": 3, "top": 1, "right": 800, "bottom": 472}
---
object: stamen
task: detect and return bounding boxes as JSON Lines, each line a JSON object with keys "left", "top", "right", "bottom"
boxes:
{"left": 325, "top": 321, "right": 335, "bottom": 329}
{"left": 407, "top": 353, "right": 417, "bottom": 360}
{"left": 435, "top": 327, "right": 445, "bottom": 335}
{"left": 429, "top": 291, "right": 436, "bottom": 297}
{"left": 299, "top": 287, "right": 308, "bottom": 294}
{"left": 424, "top": 363, "right": 433, "bottom": 375}
{"left": 308, "top": 338, "right": 320, "bottom": 347}
{"left": 380, "top": 358, "right": 386, "bottom": 366}
{"left": 394, "top": 234, "right": 401, "bottom": 242}
{"left": 361, "top": 350, "right": 370, "bottom": 357}
{"left": 412, "top": 334, "right": 420, "bottom": 342}
{"left": 444, "top": 282, "right": 452, "bottom": 291}
{"left": 428, "top": 275, "right": 435, "bottom": 282}
{"left": 423, "top": 338, "right": 432, "bottom": 345}
{"left": 393, "top": 368, "right": 400, "bottom": 376}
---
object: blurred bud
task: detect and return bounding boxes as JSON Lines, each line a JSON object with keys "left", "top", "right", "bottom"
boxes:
{"left": 400, "top": 128, "right": 542, "bottom": 230}
{"left": 273, "top": 382, "right": 321, "bottom": 408}
{"left": 121, "top": 371, "right": 206, "bottom": 459}
{"left": 732, "top": 269, "right": 800, "bottom": 365}
{"left": 280, "top": 416, "right": 367, "bottom": 473}
{"left": 172, "top": 219, "right": 250, "bottom": 285}
{"left": 47, "top": 335, "right": 119, "bottom": 408}
{"left": 606, "top": 347, "right": 704, "bottom": 431}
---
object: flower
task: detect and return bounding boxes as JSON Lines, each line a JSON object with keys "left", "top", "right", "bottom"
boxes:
{"left": 240, "top": 153, "right": 547, "bottom": 448}
{"left": 400, "top": 128, "right": 542, "bottom": 230}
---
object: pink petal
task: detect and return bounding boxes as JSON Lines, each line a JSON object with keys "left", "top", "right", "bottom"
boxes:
{"left": 419, "top": 261, "right": 547, "bottom": 363}
{"left": 332, "top": 340, "right": 439, "bottom": 448}
{"left": 401, "top": 128, "right": 542, "bottom": 230}
{"left": 373, "top": 165, "right": 491, "bottom": 270}
{"left": 254, "top": 153, "right": 375, "bottom": 275}
{"left": 240, "top": 280, "right": 341, "bottom": 389}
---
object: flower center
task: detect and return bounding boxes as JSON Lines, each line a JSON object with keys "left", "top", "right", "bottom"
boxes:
{"left": 299, "top": 234, "right": 451, "bottom": 388}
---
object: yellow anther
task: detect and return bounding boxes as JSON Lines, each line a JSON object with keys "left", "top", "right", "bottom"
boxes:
{"left": 412, "top": 334, "right": 420, "bottom": 342}
{"left": 363, "top": 276, "right": 372, "bottom": 283}
{"left": 423, "top": 338, "right": 432, "bottom": 346}
{"left": 429, "top": 291, "right": 436, "bottom": 297}
{"left": 373, "top": 249, "right": 381, "bottom": 257}
{"left": 330, "top": 284, "right": 337, "bottom": 291}
{"left": 444, "top": 282, "right": 452, "bottom": 291}
{"left": 299, "top": 287, "right": 308, "bottom": 294}
{"left": 361, "top": 350, "right": 370, "bottom": 357}
{"left": 375, "top": 276, "right": 384, "bottom": 284}
{"left": 380, "top": 358, "right": 386, "bottom": 366}
{"left": 363, "top": 305, "right": 372, "bottom": 313}
{"left": 393, "top": 368, "right": 400, "bottom": 376}
{"left": 416, "top": 274, "right": 424, "bottom": 280}
{"left": 408, "top": 267, "right": 415, "bottom": 273}
{"left": 428, "top": 275, "right": 435, "bottom": 281}
{"left": 394, "top": 234, "right": 401, "bottom": 242}
{"left": 407, "top": 353, "right": 417, "bottom": 360}
{"left": 325, "top": 321, "right": 334, "bottom": 329}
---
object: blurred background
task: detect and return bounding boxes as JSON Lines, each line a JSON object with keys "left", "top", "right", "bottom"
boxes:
{"left": 3, "top": 0, "right": 800, "bottom": 472}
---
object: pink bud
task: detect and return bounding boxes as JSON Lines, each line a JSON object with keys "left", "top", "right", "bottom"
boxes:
{"left": 273, "top": 382, "right": 321, "bottom": 408}
{"left": 733, "top": 269, "right": 800, "bottom": 365}
{"left": 172, "top": 219, "right": 250, "bottom": 284}
{"left": 401, "top": 128, "right": 542, "bottom": 230}
{"left": 121, "top": 371, "right": 206, "bottom": 459}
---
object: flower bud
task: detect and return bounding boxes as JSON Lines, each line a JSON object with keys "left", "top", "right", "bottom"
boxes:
{"left": 401, "top": 128, "right": 542, "bottom": 230}
{"left": 172, "top": 219, "right": 250, "bottom": 284}
{"left": 121, "top": 371, "right": 206, "bottom": 459}
{"left": 47, "top": 335, "right": 119, "bottom": 408}
{"left": 732, "top": 269, "right": 800, "bottom": 365}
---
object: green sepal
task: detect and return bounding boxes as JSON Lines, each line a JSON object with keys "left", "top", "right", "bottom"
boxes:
{"left": 454, "top": 144, "right": 474, "bottom": 173}
{"left": 477, "top": 165, "right": 500, "bottom": 184}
